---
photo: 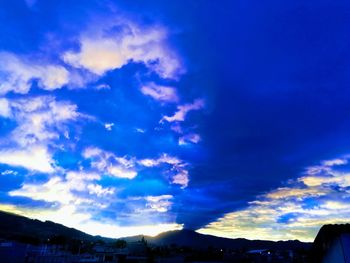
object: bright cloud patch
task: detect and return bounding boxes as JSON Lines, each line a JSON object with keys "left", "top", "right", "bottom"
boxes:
{"left": 0, "top": 98, "right": 11, "bottom": 118}
{"left": 0, "top": 146, "right": 54, "bottom": 173}
{"left": 0, "top": 52, "right": 69, "bottom": 95}
{"left": 83, "top": 147, "right": 137, "bottom": 179}
{"left": 145, "top": 195, "right": 173, "bottom": 213}
{"left": 104, "top": 122, "right": 114, "bottom": 131}
{"left": 198, "top": 157, "right": 350, "bottom": 242}
{"left": 63, "top": 22, "right": 183, "bottom": 79}
{"left": 10, "top": 171, "right": 113, "bottom": 206}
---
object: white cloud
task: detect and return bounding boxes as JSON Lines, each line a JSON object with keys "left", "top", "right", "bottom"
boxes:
{"left": 10, "top": 176, "right": 73, "bottom": 204}
{"left": 266, "top": 187, "right": 329, "bottom": 200}
{"left": 139, "top": 154, "right": 182, "bottom": 167}
{"left": 82, "top": 147, "right": 102, "bottom": 158}
{"left": 140, "top": 154, "right": 185, "bottom": 166}
{"left": 0, "top": 96, "right": 81, "bottom": 173}
{"left": 83, "top": 147, "right": 137, "bottom": 179}
{"left": 0, "top": 146, "right": 54, "bottom": 173}
{"left": 1, "top": 170, "right": 18, "bottom": 176}
{"left": 0, "top": 17, "right": 185, "bottom": 97}
{"left": 139, "top": 154, "right": 190, "bottom": 188}
{"left": 145, "top": 195, "right": 173, "bottom": 213}
{"left": 63, "top": 38, "right": 127, "bottom": 75}
{"left": 141, "top": 82, "right": 178, "bottom": 103}
{"left": 104, "top": 122, "right": 114, "bottom": 131}
{"left": 322, "top": 158, "right": 348, "bottom": 167}
{"left": 87, "top": 184, "right": 115, "bottom": 197}
{"left": 107, "top": 166, "right": 137, "bottom": 179}
{"left": 198, "top": 155, "right": 350, "bottom": 242}
{"left": 0, "top": 98, "right": 11, "bottom": 118}
{"left": 138, "top": 159, "right": 159, "bottom": 167}
{"left": 10, "top": 170, "right": 114, "bottom": 206}
{"left": 161, "top": 99, "right": 205, "bottom": 123}
{"left": 83, "top": 149, "right": 190, "bottom": 187}
{"left": 63, "top": 22, "right": 183, "bottom": 80}
{"left": 0, "top": 52, "right": 69, "bottom": 95}
{"left": 172, "top": 170, "right": 189, "bottom": 188}
{"left": 179, "top": 133, "right": 201, "bottom": 145}
{"left": 8, "top": 96, "right": 79, "bottom": 147}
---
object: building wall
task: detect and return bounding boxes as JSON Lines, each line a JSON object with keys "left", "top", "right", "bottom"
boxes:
{"left": 322, "top": 237, "right": 345, "bottom": 263}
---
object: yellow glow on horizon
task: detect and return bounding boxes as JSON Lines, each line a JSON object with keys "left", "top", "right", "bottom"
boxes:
{"left": 0, "top": 204, "right": 183, "bottom": 238}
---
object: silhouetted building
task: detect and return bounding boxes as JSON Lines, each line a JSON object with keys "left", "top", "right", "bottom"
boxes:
{"left": 93, "top": 243, "right": 128, "bottom": 262}
{"left": 0, "top": 240, "right": 28, "bottom": 263}
{"left": 312, "top": 224, "right": 350, "bottom": 263}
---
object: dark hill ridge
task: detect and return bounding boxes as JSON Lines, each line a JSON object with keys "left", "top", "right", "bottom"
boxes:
{"left": 0, "top": 210, "right": 311, "bottom": 250}
{"left": 0, "top": 210, "right": 111, "bottom": 244}
{"left": 122, "top": 229, "right": 312, "bottom": 250}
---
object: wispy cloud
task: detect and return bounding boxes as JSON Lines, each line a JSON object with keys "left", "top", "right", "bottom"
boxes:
{"left": 8, "top": 96, "right": 79, "bottom": 146}
{"left": 161, "top": 99, "right": 205, "bottom": 123}
{"left": 139, "top": 154, "right": 190, "bottom": 187}
{"left": 141, "top": 82, "right": 179, "bottom": 103}
{"left": 179, "top": 133, "right": 201, "bottom": 145}
{"left": 83, "top": 147, "right": 191, "bottom": 187}
{"left": 83, "top": 147, "right": 137, "bottom": 179}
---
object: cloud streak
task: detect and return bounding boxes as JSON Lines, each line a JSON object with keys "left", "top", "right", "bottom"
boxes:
{"left": 141, "top": 82, "right": 179, "bottom": 103}
{"left": 161, "top": 99, "right": 205, "bottom": 123}
{"left": 83, "top": 147, "right": 138, "bottom": 179}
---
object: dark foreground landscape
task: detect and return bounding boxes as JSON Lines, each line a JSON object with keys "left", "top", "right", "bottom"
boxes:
{"left": 0, "top": 211, "right": 314, "bottom": 263}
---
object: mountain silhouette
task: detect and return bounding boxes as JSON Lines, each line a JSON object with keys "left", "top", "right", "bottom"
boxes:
{"left": 122, "top": 229, "right": 311, "bottom": 250}
{"left": 0, "top": 210, "right": 311, "bottom": 251}
{"left": 0, "top": 210, "right": 109, "bottom": 244}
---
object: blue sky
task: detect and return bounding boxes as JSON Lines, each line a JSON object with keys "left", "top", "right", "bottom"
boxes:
{"left": 0, "top": 0, "right": 350, "bottom": 241}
